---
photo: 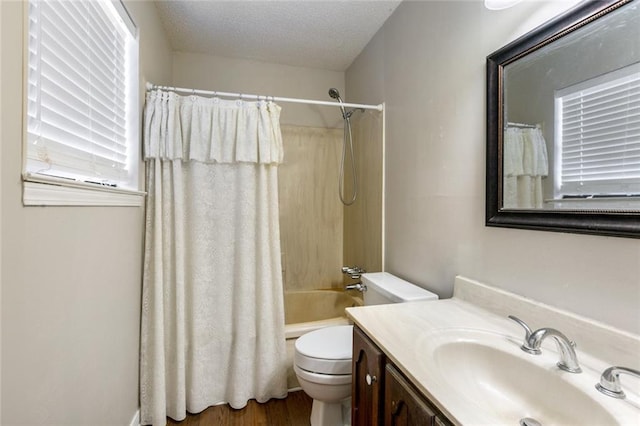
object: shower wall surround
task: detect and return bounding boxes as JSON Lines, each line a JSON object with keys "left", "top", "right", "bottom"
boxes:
{"left": 343, "top": 111, "right": 384, "bottom": 277}
{"left": 279, "top": 126, "right": 344, "bottom": 290}
{"left": 346, "top": 0, "right": 640, "bottom": 334}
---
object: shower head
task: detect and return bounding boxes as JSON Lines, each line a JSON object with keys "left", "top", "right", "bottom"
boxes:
{"left": 328, "top": 87, "right": 363, "bottom": 120}
{"left": 328, "top": 88, "right": 342, "bottom": 101}
{"left": 328, "top": 87, "right": 347, "bottom": 120}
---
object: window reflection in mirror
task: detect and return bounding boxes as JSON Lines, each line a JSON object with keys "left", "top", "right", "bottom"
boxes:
{"left": 502, "top": 1, "right": 639, "bottom": 211}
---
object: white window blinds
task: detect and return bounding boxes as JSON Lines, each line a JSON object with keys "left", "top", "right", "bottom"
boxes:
{"left": 554, "top": 63, "right": 640, "bottom": 197}
{"left": 26, "top": 0, "right": 138, "bottom": 189}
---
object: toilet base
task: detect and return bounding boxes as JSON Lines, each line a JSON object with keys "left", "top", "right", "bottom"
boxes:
{"left": 310, "top": 397, "right": 351, "bottom": 426}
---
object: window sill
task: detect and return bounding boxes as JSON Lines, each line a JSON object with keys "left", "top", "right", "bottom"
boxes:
{"left": 23, "top": 175, "right": 146, "bottom": 207}
{"left": 547, "top": 196, "right": 640, "bottom": 203}
{"left": 544, "top": 196, "right": 640, "bottom": 211}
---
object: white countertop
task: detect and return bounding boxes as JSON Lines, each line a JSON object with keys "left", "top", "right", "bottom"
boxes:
{"left": 346, "top": 275, "right": 640, "bottom": 425}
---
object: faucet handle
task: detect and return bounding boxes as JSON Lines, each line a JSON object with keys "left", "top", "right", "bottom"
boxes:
{"left": 596, "top": 366, "right": 640, "bottom": 399}
{"left": 342, "top": 265, "right": 366, "bottom": 279}
{"left": 345, "top": 282, "right": 367, "bottom": 292}
{"left": 508, "top": 315, "right": 541, "bottom": 354}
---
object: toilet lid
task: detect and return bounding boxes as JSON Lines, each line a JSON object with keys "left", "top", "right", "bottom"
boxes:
{"left": 294, "top": 325, "right": 353, "bottom": 375}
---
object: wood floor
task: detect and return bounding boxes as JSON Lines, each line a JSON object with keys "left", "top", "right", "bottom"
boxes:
{"left": 166, "top": 391, "right": 313, "bottom": 426}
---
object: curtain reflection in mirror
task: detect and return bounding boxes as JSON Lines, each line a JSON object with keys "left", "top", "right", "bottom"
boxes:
{"left": 503, "top": 124, "right": 549, "bottom": 208}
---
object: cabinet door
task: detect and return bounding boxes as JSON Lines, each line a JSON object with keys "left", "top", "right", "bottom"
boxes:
{"left": 385, "top": 364, "right": 438, "bottom": 426}
{"left": 352, "top": 326, "right": 385, "bottom": 426}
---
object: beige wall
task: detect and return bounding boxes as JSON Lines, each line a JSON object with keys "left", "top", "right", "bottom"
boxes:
{"left": 347, "top": 1, "right": 640, "bottom": 334}
{"left": 172, "top": 51, "right": 345, "bottom": 129}
{"left": 0, "top": 1, "right": 172, "bottom": 424}
{"left": 172, "top": 52, "right": 350, "bottom": 290}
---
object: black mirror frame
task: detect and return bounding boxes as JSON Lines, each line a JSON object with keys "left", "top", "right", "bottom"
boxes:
{"left": 486, "top": 0, "right": 640, "bottom": 239}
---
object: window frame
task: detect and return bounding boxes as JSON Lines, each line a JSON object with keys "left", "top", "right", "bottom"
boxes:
{"left": 22, "top": 0, "right": 144, "bottom": 207}
{"left": 553, "top": 62, "right": 640, "bottom": 201}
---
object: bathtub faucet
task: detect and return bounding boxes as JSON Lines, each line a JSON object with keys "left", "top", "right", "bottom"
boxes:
{"left": 345, "top": 282, "right": 367, "bottom": 292}
{"left": 342, "top": 265, "right": 366, "bottom": 280}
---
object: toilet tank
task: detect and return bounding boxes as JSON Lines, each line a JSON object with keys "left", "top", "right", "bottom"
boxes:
{"left": 361, "top": 272, "right": 438, "bottom": 305}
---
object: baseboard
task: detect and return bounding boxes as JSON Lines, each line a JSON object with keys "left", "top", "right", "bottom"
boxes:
{"left": 129, "top": 409, "right": 140, "bottom": 426}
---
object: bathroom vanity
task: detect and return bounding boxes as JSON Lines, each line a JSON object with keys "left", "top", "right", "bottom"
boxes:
{"left": 352, "top": 325, "right": 451, "bottom": 425}
{"left": 346, "top": 276, "right": 640, "bottom": 426}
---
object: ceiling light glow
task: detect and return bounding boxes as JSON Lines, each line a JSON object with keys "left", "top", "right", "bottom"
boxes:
{"left": 485, "top": 0, "right": 523, "bottom": 10}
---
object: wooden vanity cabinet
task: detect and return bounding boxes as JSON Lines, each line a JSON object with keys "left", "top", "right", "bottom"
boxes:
{"left": 352, "top": 326, "right": 452, "bottom": 426}
{"left": 385, "top": 364, "right": 449, "bottom": 426}
{"left": 352, "top": 325, "right": 385, "bottom": 426}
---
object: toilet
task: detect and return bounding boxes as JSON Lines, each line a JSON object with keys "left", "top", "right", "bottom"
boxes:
{"left": 293, "top": 272, "right": 438, "bottom": 426}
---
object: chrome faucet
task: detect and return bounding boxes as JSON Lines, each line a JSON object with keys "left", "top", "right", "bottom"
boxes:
{"left": 343, "top": 266, "right": 366, "bottom": 291}
{"left": 345, "top": 282, "right": 367, "bottom": 292}
{"left": 342, "top": 266, "right": 365, "bottom": 280}
{"left": 596, "top": 366, "right": 640, "bottom": 399}
{"left": 508, "top": 315, "right": 582, "bottom": 373}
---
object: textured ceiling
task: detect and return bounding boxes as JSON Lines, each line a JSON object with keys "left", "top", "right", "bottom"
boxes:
{"left": 154, "top": 0, "right": 402, "bottom": 71}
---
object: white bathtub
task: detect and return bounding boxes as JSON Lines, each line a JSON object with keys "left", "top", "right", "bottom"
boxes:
{"left": 284, "top": 289, "right": 362, "bottom": 389}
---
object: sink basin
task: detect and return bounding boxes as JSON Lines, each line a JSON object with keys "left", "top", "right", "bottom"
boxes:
{"left": 419, "top": 329, "right": 623, "bottom": 425}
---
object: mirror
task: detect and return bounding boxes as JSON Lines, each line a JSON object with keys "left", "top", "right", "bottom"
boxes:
{"left": 487, "top": 0, "right": 640, "bottom": 238}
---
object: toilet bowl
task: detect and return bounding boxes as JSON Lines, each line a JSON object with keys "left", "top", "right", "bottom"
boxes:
{"left": 293, "top": 272, "right": 439, "bottom": 426}
{"left": 294, "top": 325, "right": 353, "bottom": 426}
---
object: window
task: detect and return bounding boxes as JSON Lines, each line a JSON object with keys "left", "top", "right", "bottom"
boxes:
{"left": 24, "top": 0, "right": 141, "bottom": 206}
{"left": 554, "top": 63, "right": 640, "bottom": 200}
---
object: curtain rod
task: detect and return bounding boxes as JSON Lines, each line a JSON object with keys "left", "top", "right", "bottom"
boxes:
{"left": 506, "top": 121, "right": 539, "bottom": 129}
{"left": 145, "top": 82, "right": 384, "bottom": 112}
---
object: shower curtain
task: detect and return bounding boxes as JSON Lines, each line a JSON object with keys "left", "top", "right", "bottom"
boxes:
{"left": 503, "top": 127, "right": 549, "bottom": 208}
{"left": 140, "top": 90, "right": 288, "bottom": 425}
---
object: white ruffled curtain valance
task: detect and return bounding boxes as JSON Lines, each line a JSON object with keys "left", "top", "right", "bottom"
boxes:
{"left": 503, "top": 127, "right": 549, "bottom": 209}
{"left": 143, "top": 90, "right": 284, "bottom": 164}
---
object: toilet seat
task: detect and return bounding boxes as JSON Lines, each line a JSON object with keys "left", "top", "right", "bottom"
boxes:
{"left": 294, "top": 325, "right": 353, "bottom": 375}
{"left": 293, "top": 364, "right": 352, "bottom": 385}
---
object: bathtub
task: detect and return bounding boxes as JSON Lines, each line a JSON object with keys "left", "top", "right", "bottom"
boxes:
{"left": 284, "top": 289, "right": 362, "bottom": 389}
